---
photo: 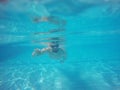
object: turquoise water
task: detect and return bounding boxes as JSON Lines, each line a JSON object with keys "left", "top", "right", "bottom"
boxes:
{"left": 0, "top": 0, "right": 120, "bottom": 90}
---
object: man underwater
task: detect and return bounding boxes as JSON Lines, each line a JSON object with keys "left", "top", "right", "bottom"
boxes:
{"left": 32, "top": 38, "right": 66, "bottom": 62}
{"left": 32, "top": 16, "right": 66, "bottom": 62}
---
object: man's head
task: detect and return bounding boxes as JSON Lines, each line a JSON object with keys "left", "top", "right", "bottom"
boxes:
{"left": 49, "top": 42, "right": 59, "bottom": 53}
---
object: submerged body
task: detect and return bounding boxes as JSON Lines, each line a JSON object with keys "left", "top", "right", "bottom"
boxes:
{"left": 32, "top": 41, "right": 66, "bottom": 62}
{"left": 32, "top": 16, "right": 66, "bottom": 62}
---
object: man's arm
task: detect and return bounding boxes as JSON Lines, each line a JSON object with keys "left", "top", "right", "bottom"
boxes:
{"left": 32, "top": 48, "right": 41, "bottom": 56}
{"left": 32, "top": 48, "right": 50, "bottom": 56}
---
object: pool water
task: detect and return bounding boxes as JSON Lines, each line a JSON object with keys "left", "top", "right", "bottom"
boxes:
{"left": 0, "top": 0, "right": 120, "bottom": 90}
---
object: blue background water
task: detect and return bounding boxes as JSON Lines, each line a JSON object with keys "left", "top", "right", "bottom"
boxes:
{"left": 0, "top": 0, "right": 120, "bottom": 90}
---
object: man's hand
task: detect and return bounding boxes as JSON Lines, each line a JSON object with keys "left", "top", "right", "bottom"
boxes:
{"left": 32, "top": 48, "right": 41, "bottom": 56}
